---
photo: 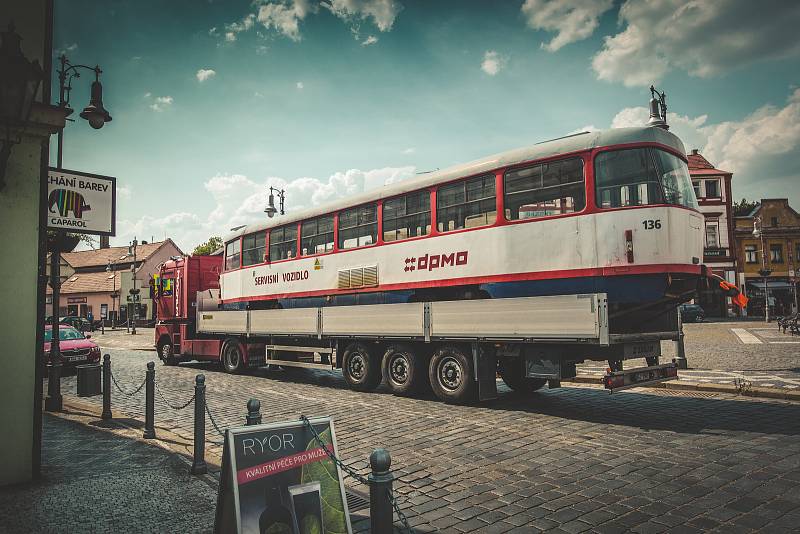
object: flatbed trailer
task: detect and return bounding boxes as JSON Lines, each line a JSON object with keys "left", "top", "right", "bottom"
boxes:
{"left": 154, "top": 256, "right": 679, "bottom": 403}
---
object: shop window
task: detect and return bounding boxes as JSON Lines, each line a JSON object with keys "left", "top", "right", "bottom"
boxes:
{"left": 269, "top": 224, "right": 298, "bottom": 261}
{"left": 301, "top": 215, "right": 334, "bottom": 256}
{"left": 437, "top": 174, "right": 496, "bottom": 232}
{"left": 224, "top": 239, "right": 240, "bottom": 271}
{"left": 339, "top": 204, "right": 377, "bottom": 249}
{"left": 242, "top": 232, "right": 266, "bottom": 266}
{"left": 383, "top": 190, "right": 431, "bottom": 242}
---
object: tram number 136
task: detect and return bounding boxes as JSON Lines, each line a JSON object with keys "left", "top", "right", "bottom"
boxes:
{"left": 642, "top": 219, "right": 662, "bottom": 230}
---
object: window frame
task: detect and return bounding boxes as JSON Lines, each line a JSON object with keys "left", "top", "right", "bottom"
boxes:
{"left": 268, "top": 223, "right": 299, "bottom": 263}
{"left": 436, "top": 173, "right": 497, "bottom": 233}
{"left": 381, "top": 189, "right": 432, "bottom": 243}
{"left": 745, "top": 245, "right": 758, "bottom": 264}
{"left": 338, "top": 203, "right": 378, "bottom": 250}
{"left": 300, "top": 214, "right": 335, "bottom": 257}
{"left": 704, "top": 179, "right": 720, "bottom": 199}
{"left": 241, "top": 231, "right": 267, "bottom": 267}
{"left": 224, "top": 238, "right": 241, "bottom": 271}
{"left": 770, "top": 244, "right": 783, "bottom": 263}
{"left": 503, "top": 156, "right": 586, "bottom": 222}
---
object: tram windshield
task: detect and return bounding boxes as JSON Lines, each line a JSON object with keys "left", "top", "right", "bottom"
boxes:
{"left": 595, "top": 147, "right": 698, "bottom": 209}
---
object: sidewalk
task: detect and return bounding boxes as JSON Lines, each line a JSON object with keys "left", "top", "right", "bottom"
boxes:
{"left": 0, "top": 413, "right": 217, "bottom": 533}
{"left": 93, "top": 327, "right": 156, "bottom": 351}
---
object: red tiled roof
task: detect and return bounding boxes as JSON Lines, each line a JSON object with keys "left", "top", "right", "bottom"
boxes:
{"left": 687, "top": 152, "right": 731, "bottom": 175}
{"left": 46, "top": 271, "right": 121, "bottom": 295}
{"left": 61, "top": 239, "right": 181, "bottom": 269}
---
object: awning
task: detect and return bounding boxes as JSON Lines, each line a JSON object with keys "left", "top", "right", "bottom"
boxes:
{"left": 746, "top": 281, "right": 795, "bottom": 290}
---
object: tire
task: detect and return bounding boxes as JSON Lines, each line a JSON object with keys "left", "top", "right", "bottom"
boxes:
{"left": 158, "top": 338, "right": 178, "bottom": 366}
{"left": 221, "top": 340, "right": 245, "bottom": 374}
{"left": 341, "top": 342, "right": 382, "bottom": 391}
{"left": 428, "top": 345, "right": 476, "bottom": 404}
{"left": 497, "top": 357, "right": 547, "bottom": 393}
{"left": 382, "top": 344, "right": 426, "bottom": 395}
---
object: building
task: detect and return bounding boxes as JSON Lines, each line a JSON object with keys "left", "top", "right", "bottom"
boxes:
{"left": 46, "top": 239, "right": 183, "bottom": 324}
{"left": 0, "top": 1, "right": 67, "bottom": 486}
{"left": 734, "top": 199, "right": 800, "bottom": 318}
{"left": 687, "top": 150, "right": 737, "bottom": 317}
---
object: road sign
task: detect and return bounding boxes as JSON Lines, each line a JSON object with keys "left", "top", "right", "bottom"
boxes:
{"left": 215, "top": 417, "right": 352, "bottom": 534}
{"left": 47, "top": 168, "right": 116, "bottom": 236}
{"left": 126, "top": 295, "right": 140, "bottom": 303}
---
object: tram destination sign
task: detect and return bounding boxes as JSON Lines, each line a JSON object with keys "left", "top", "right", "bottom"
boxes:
{"left": 215, "top": 416, "right": 352, "bottom": 534}
{"left": 47, "top": 167, "right": 116, "bottom": 236}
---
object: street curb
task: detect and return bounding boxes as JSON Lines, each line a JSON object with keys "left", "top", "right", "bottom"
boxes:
{"left": 567, "top": 375, "right": 800, "bottom": 401}
{"left": 55, "top": 396, "right": 223, "bottom": 469}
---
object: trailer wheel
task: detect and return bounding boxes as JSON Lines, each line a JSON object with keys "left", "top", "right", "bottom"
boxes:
{"left": 497, "top": 358, "right": 546, "bottom": 393}
{"left": 428, "top": 345, "right": 476, "bottom": 404}
{"left": 157, "top": 337, "right": 178, "bottom": 366}
{"left": 222, "top": 340, "right": 245, "bottom": 374}
{"left": 342, "top": 342, "right": 381, "bottom": 391}
{"left": 382, "top": 344, "right": 426, "bottom": 395}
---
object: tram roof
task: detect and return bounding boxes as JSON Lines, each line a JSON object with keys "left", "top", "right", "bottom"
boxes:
{"left": 226, "top": 126, "right": 685, "bottom": 241}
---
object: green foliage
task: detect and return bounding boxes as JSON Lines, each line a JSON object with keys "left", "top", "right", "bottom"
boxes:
{"left": 301, "top": 428, "right": 347, "bottom": 534}
{"left": 192, "top": 236, "right": 222, "bottom": 256}
{"left": 733, "top": 198, "right": 759, "bottom": 217}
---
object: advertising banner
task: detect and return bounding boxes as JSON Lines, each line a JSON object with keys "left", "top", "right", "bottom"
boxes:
{"left": 47, "top": 167, "right": 116, "bottom": 236}
{"left": 215, "top": 417, "right": 352, "bottom": 534}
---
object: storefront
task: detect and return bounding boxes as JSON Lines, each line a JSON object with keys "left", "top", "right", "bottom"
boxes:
{"left": 745, "top": 279, "right": 797, "bottom": 318}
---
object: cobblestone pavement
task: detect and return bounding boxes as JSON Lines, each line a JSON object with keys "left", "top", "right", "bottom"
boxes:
{"left": 56, "top": 348, "right": 800, "bottom": 533}
{"left": 0, "top": 414, "right": 217, "bottom": 533}
{"left": 92, "top": 327, "right": 155, "bottom": 351}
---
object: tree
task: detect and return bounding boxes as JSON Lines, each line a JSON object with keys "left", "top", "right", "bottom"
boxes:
{"left": 192, "top": 236, "right": 223, "bottom": 256}
{"left": 733, "top": 198, "right": 759, "bottom": 217}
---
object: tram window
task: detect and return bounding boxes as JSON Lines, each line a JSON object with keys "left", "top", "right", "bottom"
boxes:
{"left": 504, "top": 158, "right": 585, "bottom": 220}
{"left": 241, "top": 232, "right": 266, "bottom": 266}
{"left": 595, "top": 148, "right": 698, "bottom": 209}
{"left": 383, "top": 190, "right": 431, "bottom": 242}
{"left": 224, "top": 239, "right": 241, "bottom": 271}
{"left": 339, "top": 204, "right": 377, "bottom": 249}
{"left": 437, "top": 175, "right": 496, "bottom": 232}
{"left": 301, "top": 215, "right": 334, "bottom": 256}
{"left": 268, "top": 223, "right": 298, "bottom": 261}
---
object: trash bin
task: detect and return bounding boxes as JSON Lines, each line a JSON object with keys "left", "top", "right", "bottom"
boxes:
{"left": 76, "top": 363, "right": 102, "bottom": 397}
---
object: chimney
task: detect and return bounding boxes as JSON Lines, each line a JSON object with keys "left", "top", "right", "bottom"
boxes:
{"left": 100, "top": 236, "right": 110, "bottom": 248}
{"left": 691, "top": 149, "right": 699, "bottom": 155}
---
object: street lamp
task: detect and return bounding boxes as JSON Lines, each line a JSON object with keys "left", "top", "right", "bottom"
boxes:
{"left": 46, "top": 52, "right": 112, "bottom": 413}
{"left": 129, "top": 238, "right": 138, "bottom": 335}
{"left": 753, "top": 217, "right": 772, "bottom": 323}
{"left": 0, "top": 22, "right": 44, "bottom": 191}
{"left": 264, "top": 187, "right": 285, "bottom": 218}
{"left": 106, "top": 253, "right": 129, "bottom": 329}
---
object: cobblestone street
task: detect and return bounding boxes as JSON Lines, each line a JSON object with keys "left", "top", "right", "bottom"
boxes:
{"left": 55, "top": 347, "right": 800, "bottom": 533}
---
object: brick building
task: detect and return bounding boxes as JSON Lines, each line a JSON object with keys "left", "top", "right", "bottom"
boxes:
{"left": 687, "top": 150, "right": 736, "bottom": 317}
{"left": 734, "top": 199, "right": 800, "bottom": 317}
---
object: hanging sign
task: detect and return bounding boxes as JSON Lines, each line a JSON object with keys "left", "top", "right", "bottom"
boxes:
{"left": 215, "top": 416, "right": 352, "bottom": 534}
{"left": 47, "top": 167, "right": 116, "bottom": 236}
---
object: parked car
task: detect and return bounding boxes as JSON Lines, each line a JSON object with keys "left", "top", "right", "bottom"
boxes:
{"left": 679, "top": 304, "right": 705, "bottom": 323}
{"left": 43, "top": 325, "right": 101, "bottom": 367}
{"left": 58, "top": 316, "right": 95, "bottom": 332}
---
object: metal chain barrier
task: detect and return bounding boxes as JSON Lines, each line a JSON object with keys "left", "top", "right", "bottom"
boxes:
{"left": 205, "top": 398, "right": 226, "bottom": 445}
{"left": 153, "top": 380, "right": 196, "bottom": 411}
{"left": 300, "top": 415, "right": 413, "bottom": 533}
{"left": 110, "top": 369, "right": 147, "bottom": 397}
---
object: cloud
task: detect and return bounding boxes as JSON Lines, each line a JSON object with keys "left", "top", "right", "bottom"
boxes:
{"left": 118, "top": 184, "right": 132, "bottom": 199}
{"left": 481, "top": 51, "right": 506, "bottom": 76}
{"left": 196, "top": 69, "right": 216, "bottom": 82}
{"left": 611, "top": 88, "right": 800, "bottom": 206}
{"left": 256, "top": 1, "right": 308, "bottom": 41}
{"left": 55, "top": 43, "right": 79, "bottom": 57}
{"left": 296, "top": 81, "right": 304, "bottom": 89}
{"left": 402, "top": 147, "right": 415, "bottom": 154}
{"left": 325, "top": 0, "right": 403, "bottom": 32}
{"left": 117, "top": 165, "right": 416, "bottom": 252}
{"left": 592, "top": 0, "right": 800, "bottom": 87}
{"left": 521, "top": 0, "right": 613, "bottom": 52}
{"left": 361, "top": 35, "right": 379, "bottom": 46}
{"left": 148, "top": 95, "right": 174, "bottom": 112}
{"left": 223, "top": 13, "right": 255, "bottom": 42}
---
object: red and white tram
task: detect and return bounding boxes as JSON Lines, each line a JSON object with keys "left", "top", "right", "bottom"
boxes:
{"left": 155, "top": 125, "right": 711, "bottom": 403}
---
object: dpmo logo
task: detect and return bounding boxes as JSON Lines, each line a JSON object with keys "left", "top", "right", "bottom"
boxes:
{"left": 404, "top": 251, "right": 468, "bottom": 272}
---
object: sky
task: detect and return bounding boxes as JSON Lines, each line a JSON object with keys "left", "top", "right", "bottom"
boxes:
{"left": 53, "top": 0, "right": 800, "bottom": 252}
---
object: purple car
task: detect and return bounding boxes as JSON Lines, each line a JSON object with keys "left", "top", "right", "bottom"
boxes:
{"left": 44, "top": 325, "right": 101, "bottom": 366}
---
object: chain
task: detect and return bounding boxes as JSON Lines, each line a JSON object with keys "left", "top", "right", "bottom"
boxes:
{"left": 205, "top": 400, "right": 226, "bottom": 439}
{"left": 300, "top": 415, "right": 371, "bottom": 485}
{"left": 153, "top": 380, "right": 195, "bottom": 410}
{"left": 388, "top": 488, "right": 414, "bottom": 534}
{"left": 110, "top": 370, "right": 147, "bottom": 396}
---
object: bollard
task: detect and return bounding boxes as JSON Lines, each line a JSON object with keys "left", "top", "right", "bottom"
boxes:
{"left": 369, "top": 448, "right": 394, "bottom": 534}
{"left": 101, "top": 354, "right": 112, "bottom": 420}
{"left": 191, "top": 374, "right": 207, "bottom": 475}
{"left": 674, "top": 309, "right": 688, "bottom": 369}
{"left": 143, "top": 361, "right": 156, "bottom": 439}
{"left": 246, "top": 398, "right": 262, "bottom": 426}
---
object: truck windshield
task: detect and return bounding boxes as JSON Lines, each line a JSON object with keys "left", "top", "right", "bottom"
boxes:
{"left": 595, "top": 147, "right": 698, "bottom": 209}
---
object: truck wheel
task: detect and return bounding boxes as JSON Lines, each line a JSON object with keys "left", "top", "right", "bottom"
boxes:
{"left": 222, "top": 340, "right": 245, "bottom": 374}
{"left": 158, "top": 338, "right": 178, "bottom": 366}
{"left": 382, "top": 344, "right": 426, "bottom": 395}
{"left": 498, "top": 358, "right": 546, "bottom": 393}
{"left": 428, "top": 345, "right": 476, "bottom": 404}
{"left": 342, "top": 342, "right": 381, "bottom": 391}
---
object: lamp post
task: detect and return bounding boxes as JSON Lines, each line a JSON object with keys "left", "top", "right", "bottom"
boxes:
{"left": 106, "top": 253, "right": 129, "bottom": 330}
{"left": 45, "top": 53, "right": 112, "bottom": 412}
{"left": 129, "top": 238, "right": 138, "bottom": 335}
{"left": 264, "top": 187, "right": 285, "bottom": 218}
{"left": 753, "top": 216, "right": 771, "bottom": 323}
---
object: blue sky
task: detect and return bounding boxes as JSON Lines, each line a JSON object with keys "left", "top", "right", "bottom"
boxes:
{"left": 53, "top": 0, "right": 800, "bottom": 251}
